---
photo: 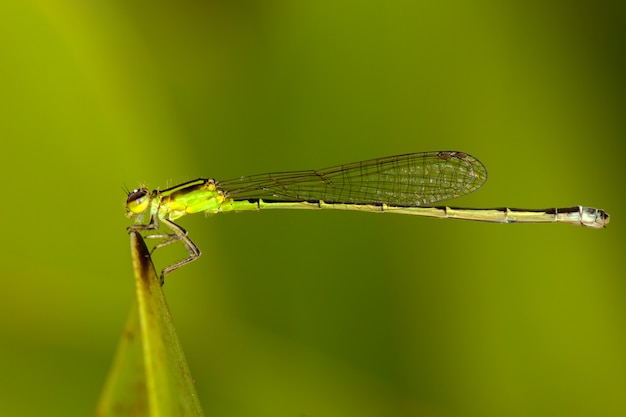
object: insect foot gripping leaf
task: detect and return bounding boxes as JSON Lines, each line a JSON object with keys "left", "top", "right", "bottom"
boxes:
{"left": 95, "top": 232, "right": 205, "bottom": 417}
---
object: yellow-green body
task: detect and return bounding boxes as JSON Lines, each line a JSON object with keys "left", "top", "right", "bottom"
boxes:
{"left": 125, "top": 151, "right": 609, "bottom": 279}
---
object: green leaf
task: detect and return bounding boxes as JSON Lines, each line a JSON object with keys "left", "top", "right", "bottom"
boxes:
{"left": 95, "top": 299, "right": 148, "bottom": 416}
{"left": 96, "top": 232, "right": 205, "bottom": 417}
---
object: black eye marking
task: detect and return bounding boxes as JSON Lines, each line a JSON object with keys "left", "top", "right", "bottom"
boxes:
{"left": 127, "top": 188, "right": 148, "bottom": 205}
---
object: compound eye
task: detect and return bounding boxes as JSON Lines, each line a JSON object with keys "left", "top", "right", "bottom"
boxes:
{"left": 126, "top": 188, "right": 150, "bottom": 215}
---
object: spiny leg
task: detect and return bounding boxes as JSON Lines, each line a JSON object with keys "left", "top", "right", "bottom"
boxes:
{"left": 156, "top": 218, "right": 201, "bottom": 281}
{"left": 127, "top": 212, "right": 161, "bottom": 233}
{"left": 128, "top": 214, "right": 182, "bottom": 256}
{"left": 128, "top": 215, "right": 202, "bottom": 283}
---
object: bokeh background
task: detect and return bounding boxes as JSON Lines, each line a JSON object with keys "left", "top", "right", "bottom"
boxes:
{"left": 1, "top": 2, "right": 625, "bottom": 416}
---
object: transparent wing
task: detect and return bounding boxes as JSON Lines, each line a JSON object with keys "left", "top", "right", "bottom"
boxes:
{"left": 217, "top": 151, "right": 487, "bottom": 207}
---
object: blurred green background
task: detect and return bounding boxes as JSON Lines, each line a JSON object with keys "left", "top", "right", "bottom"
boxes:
{"left": 1, "top": 2, "right": 624, "bottom": 416}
